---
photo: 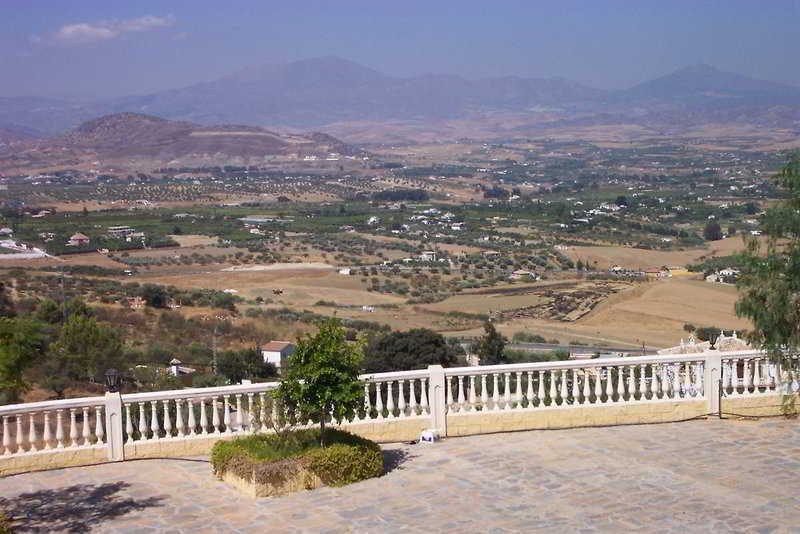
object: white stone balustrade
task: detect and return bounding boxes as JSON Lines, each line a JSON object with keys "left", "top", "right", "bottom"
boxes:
{"left": 1, "top": 350, "right": 797, "bottom": 472}
{"left": 0, "top": 396, "right": 106, "bottom": 456}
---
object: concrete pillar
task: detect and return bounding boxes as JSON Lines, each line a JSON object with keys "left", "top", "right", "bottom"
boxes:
{"left": 704, "top": 351, "right": 722, "bottom": 416}
{"left": 104, "top": 392, "right": 125, "bottom": 461}
{"left": 427, "top": 365, "right": 447, "bottom": 436}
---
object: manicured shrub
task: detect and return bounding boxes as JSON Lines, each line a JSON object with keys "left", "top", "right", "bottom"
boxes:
{"left": 211, "top": 428, "right": 382, "bottom": 488}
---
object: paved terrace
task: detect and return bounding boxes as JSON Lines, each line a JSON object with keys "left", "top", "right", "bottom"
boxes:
{"left": 1, "top": 418, "right": 799, "bottom": 533}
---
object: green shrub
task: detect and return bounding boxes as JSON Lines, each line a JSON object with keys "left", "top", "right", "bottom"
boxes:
{"left": 0, "top": 510, "right": 11, "bottom": 534}
{"left": 211, "top": 428, "right": 382, "bottom": 488}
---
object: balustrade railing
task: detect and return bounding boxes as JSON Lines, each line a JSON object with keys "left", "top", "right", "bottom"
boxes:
{"left": 1, "top": 350, "right": 797, "bottom": 468}
{"left": 443, "top": 354, "right": 707, "bottom": 413}
{"left": 1, "top": 396, "right": 106, "bottom": 456}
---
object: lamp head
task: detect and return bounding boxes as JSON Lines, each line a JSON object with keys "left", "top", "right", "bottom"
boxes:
{"left": 104, "top": 368, "right": 121, "bottom": 393}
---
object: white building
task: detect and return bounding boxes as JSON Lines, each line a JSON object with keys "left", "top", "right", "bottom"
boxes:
{"left": 262, "top": 341, "right": 296, "bottom": 370}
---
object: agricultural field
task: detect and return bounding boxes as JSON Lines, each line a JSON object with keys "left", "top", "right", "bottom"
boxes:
{"left": 1, "top": 137, "right": 789, "bottom": 352}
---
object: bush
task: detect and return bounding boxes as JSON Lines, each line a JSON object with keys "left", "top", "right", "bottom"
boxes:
{"left": 211, "top": 428, "right": 382, "bottom": 488}
{"left": 0, "top": 510, "right": 11, "bottom": 534}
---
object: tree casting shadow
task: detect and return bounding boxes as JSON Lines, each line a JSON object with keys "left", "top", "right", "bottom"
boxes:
{"left": 0, "top": 481, "right": 165, "bottom": 533}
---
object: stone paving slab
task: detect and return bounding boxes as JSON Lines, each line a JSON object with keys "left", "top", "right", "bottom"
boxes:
{"left": 1, "top": 419, "right": 799, "bottom": 533}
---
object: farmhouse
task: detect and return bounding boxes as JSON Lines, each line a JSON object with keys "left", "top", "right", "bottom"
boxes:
{"left": 107, "top": 225, "right": 135, "bottom": 237}
{"left": 262, "top": 341, "right": 296, "bottom": 370}
{"left": 510, "top": 269, "right": 537, "bottom": 280}
{"left": 67, "top": 232, "right": 90, "bottom": 246}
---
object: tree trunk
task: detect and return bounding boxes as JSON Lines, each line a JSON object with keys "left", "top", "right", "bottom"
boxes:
{"left": 319, "top": 417, "right": 326, "bottom": 447}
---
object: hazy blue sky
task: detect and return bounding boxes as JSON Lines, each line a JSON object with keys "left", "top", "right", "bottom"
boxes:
{"left": 3, "top": 0, "right": 799, "bottom": 98}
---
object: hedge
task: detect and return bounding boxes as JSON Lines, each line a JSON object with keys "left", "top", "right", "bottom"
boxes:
{"left": 210, "top": 428, "right": 383, "bottom": 488}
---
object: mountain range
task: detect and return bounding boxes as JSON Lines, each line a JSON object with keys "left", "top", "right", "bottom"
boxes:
{"left": 1, "top": 57, "right": 799, "bottom": 143}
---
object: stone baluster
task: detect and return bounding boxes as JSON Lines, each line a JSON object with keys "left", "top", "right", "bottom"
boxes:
{"left": 271, "top": 396, "right": 280, "bottom": 429}
{"left": 398, "top": 380, "right": 408, "bottom": 417}
{"left": 2, "top": 417, "right": 10, "bottom": 455}
{"left": 468, "top": 375, "right": 477, "bottom": 411}
{"left": 211, "top": 395, "right": 221, "bottom": 434}
{"left": 581, "top": 369, "right": 590, "bottom": 404}
{"left": 683, "top": 362, "right": 692, "bottom": 397}
{"left": 150, "top": 401, "right": 160, "bottom": 440}
{"left": 743, "top": 359, "right": 752, "bottom": 395}
{"left": 537, "top": 370, "right": 545, "bottom": 407}
{"left": 409, "top": 378, "right": 419, "bottom": 415}
{"left": 362, "top": 383, "right": 372, "bottom": 420}
{"left": 457, "top": 376, "right": 467, "bottom": 413}
{"left": 420, "top": 378, "right": 429, "bottom": 415}
{"left": 515, "top": 372, "right": 523, "bottom": 408}
{"left": 138, "top": 402, "right": 148, "bottom": 440}
{"left": 375, "top": 382, "right": 385, "bottom": 419}
{"left": 492, "top": 374, "right": 501, "bottom": 410}
{"left": 480, "top": 374, "right": 489, "bottom": 409}
{"left": 175, "top": 399, "right": 186, "bottom": 437}
{"left": 673, "top": 363, "right": 682, "bottom": 398}
{"left": 223, "top": 395, "right": 232, "bottom": 433}
{"left": 15, "top": 416, "right": 24, "bottom": 453}
{"left": 200, "top": 399, "right": 210, "bottom": 434}
{"left": 94, "top": 406, "right": 104, "bottom": 444}
{"left": 28, "top": 413, "right": 38, "bottom": 452}
{"left": 559, "top": 370, "right": 569, "bottom": 405}
{"left": 247, "top": 393, "right": 256, "bottom": 432}
{"left": 595, "top": 368, "right": 605, "bottom": 403}
{"left": 525, "top": 372, "right": 534, "bottom": 408}
{"left": 258, "top": 393, "right": 267, "bottom": 430}
{"left": 386, "top": 381, "right": 396, "bottom": 418}
{"left": 571, "top": 369, "right": 580, "bottom": 404}
{"left": 640, "top": 364, "right": 649, "bottom": 398}
{"left": 606, "top": 365, "right": 627, "bottom": 402}
{"left": 55, "top": 409, "right": 65, "bottom": 448}
{"left": 81, "top": 407, "right": 91, "bottom": 445}
{"left": 616, "top": 366, "right": 626, "bottom": 402}
{"left": 69, "top": 409, "right": 78, "bottom": 447}
{"left": 753, "top": 358, "right": 762, "bottom": 392}
{"left": 125, "top": 404, "right": 134, "bottom": 443}
{"left": 503, "top": 372, "right": 512, "bottom": 410}
{"left": 186, "top": 400, "right": 196, "bottom": 436}
{"left": 546, "top": 369, "right": 558, "bottom": 406}
{"left": 653, "top": 364, "right": 662, "bottom": 399}
{"left": 445, "top": 377, "right": 454, "bottom": 412}
{"left": 43, "top": 411, "right": 52, "bottom": 450}
{"left": 235, "top": 395, "right": 244, "bottom": 432}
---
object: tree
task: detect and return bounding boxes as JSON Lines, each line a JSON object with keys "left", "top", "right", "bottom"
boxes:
{"left": 615, "top": 195, "right": 628, "bottom": 207}
{"left": 728, "top": 224, "right": 737, "bottom": 236}
{"left": 736, "top": 154, "right": 800, "bottom": 364}
{"left": 363, "top": 329, "right": 463, "bottom": 373}
{"left": 49, "top": 314, "right": 124, "bottom": 383}
{"left": 140, "top": 284, "right": 169, "bottom": 308}
{"left": 703, "top": 221, "right": 723, "bottom": 241}
{"left": 0, "top": 317, "right": 46, "bottom": 403}
{"left": 274, "top": 320, "right": 363, "bottom": 446}
{"left": 476, "top": 321, "right": 507, "bottom": 365}
{"left": 0, "top": 282, "right": 14, "bottom": 318}
{"left": 217, "top": 347, "right": 277, "bottom": 384}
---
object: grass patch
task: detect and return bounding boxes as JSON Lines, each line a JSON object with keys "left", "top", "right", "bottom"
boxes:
{"left": 211, "top": 428, "right": 383, "bottom": 489}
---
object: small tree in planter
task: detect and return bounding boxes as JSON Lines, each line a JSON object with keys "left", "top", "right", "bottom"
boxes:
{"left": 275, "top": 319, "right": 363, "bottom": 446}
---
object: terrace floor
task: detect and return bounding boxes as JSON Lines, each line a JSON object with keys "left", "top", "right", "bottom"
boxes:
{"left": 2, "top": 418, "right": 800, "bottom": 533}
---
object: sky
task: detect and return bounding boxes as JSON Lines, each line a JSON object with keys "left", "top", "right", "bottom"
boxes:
{"left": 2, "top": 0, "right": 799, "bottom": 99}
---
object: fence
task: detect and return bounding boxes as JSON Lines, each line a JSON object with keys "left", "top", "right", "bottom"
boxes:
{"left": 1, "top": 349, "right": 797, "bottom": 475}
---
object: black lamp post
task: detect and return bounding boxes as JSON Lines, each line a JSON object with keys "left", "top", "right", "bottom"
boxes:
{"left": 104, "top": 368, "right": 121, "bottom": 393}
{"left": 709, "top": 331, "right": 719, "bottom": 350}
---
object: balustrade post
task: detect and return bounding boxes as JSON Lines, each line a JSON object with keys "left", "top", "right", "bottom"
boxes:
{"left": 704, "top": 351, "right": 722, "bottom": 416}
{"left": 427, "top": 365, "right": 447, "bottom": 437}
